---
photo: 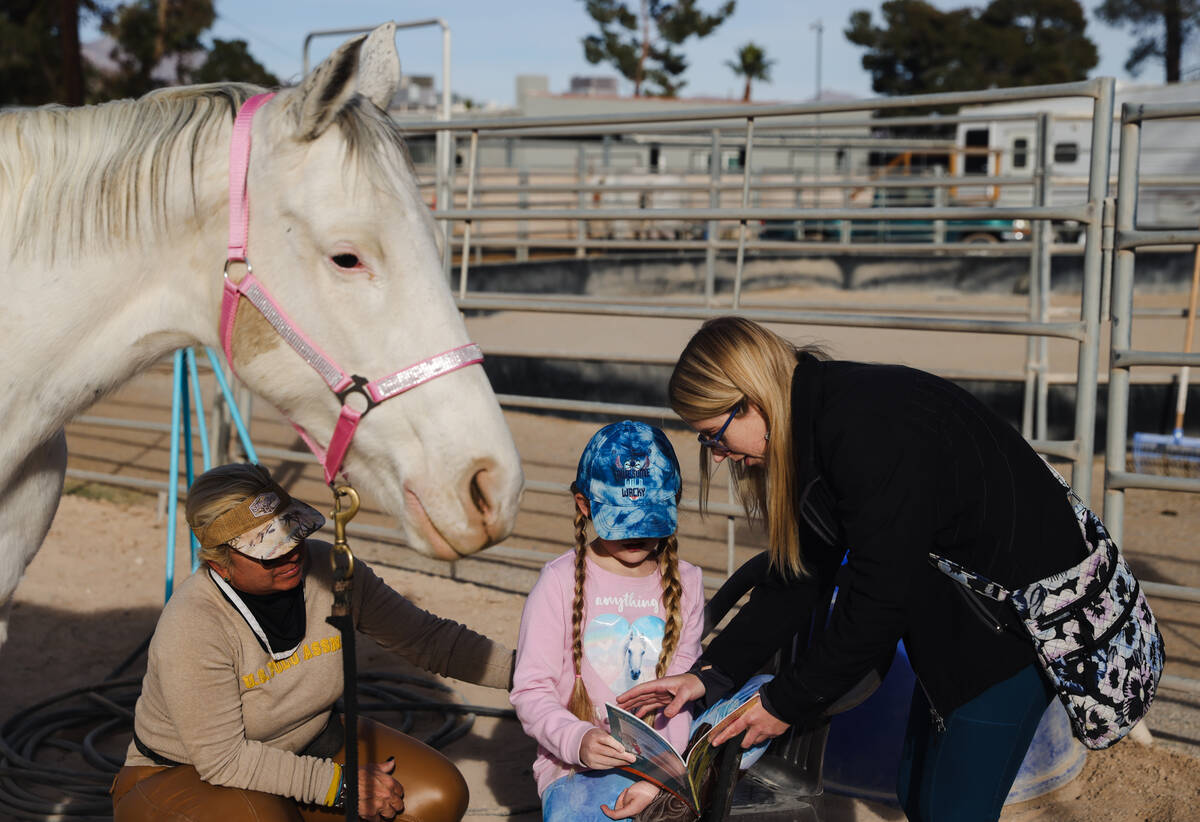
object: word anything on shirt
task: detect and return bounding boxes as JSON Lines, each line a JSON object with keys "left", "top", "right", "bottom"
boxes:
{"left": 593, "top": 592, "right": 659, "bottom": 614}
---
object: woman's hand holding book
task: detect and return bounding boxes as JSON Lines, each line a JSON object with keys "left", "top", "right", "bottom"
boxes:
{"left": 709, "top": 699, "right": 790, "bottom": 748}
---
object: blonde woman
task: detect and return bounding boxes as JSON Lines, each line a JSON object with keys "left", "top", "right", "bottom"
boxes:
{"left": 111, "top": 463, "right": 514, "bottom": 822}
{"left": 619, "top": 316, "right": 1090, "bottom": 822}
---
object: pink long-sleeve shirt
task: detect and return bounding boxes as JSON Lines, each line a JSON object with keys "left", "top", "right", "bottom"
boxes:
{"left": 511, "top": 550, "right": 704, "bottom": 796}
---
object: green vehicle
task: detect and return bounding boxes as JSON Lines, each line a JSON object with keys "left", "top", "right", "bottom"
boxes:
{"left": 760, "top": 185, "right": 1020, "bottom": 244}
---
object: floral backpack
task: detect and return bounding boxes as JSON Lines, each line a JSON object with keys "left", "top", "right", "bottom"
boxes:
{"left": 929, "top": 465, "right": 1165, "bottom": 750}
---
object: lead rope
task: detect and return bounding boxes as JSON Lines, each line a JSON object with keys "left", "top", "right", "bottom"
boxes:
{"left": 328, "top": 485, "right": 360, "bottom": 822}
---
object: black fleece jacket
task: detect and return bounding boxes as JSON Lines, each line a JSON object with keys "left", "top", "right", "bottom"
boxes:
{"left": 697, "top": 354, "right": 1086, "bottom": 725}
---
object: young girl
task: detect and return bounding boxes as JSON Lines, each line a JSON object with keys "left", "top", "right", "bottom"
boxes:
{"left": 511, "top": 421, "right": 706, "bottom": 821}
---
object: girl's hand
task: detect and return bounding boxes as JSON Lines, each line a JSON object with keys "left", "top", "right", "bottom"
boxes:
{"left": 616, "top": 673, "right": 705, "bottom": 720}
{"left": 601, "top": 780, "right": 661, "bottom": 819}
{"left": 710, "top": 700, "right": 790, "bottom": 749}
{"left": 357, "top": 758, "right": 405, "bottom": 821}
{"left": 579, "top": 728, "right": 637, "bottom": 770}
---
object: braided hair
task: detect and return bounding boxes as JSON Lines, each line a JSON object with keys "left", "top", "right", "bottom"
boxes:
{"left": 566, "top": 498, "right": 595, "bottom": 723}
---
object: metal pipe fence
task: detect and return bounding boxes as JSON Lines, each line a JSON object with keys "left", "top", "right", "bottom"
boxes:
{"left": 420, "top": 81, "right": 1114, "bottom": 498}
{"left": 75, "top": 78, "right": 1114, "bottom": 533}
{"left": 1105, "top": 100, "right": 1200, "bottom": 554}
{"left": 62, "top": 81, "right": 1200, "bottom": 692}
{"left": 1102, "top": 100, "right": 1200, "bottom": 697}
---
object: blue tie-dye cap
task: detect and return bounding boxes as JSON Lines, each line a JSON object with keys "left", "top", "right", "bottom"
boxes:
{"left": 576, "top": 420, "right": 681, "bottom": 541}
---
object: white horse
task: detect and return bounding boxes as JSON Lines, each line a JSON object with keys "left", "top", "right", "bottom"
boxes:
{"left": 618, "top": 628, "right": 657, "bottom": 693}
{"left": 0, "top": 24, "right": 524, "bottom": 647}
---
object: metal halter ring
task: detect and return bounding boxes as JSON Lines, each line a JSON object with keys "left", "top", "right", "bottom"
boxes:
{"left": 223, "top": 258, "right": 253, "bottom": 280}
{"left": 335, "top": 374, "right": 381, "bottom": 416}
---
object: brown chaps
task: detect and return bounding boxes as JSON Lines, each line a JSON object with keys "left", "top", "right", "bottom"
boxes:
{"left": 111, "top": 717, "right": 468, "bottom": 822}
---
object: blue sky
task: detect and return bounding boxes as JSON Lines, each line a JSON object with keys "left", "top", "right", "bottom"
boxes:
{"left": 104, "top": 1, "right": 1191, "bottom": 106}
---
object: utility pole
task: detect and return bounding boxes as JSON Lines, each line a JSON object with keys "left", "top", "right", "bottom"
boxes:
{"left": 811, "top": 19, "right": 823, "bottom": 101}
{"left": 811, "top": 20, "right": 824, "bottom": 202}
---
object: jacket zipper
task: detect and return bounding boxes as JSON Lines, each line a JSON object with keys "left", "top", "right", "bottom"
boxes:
{"left": 913, "top": 673, "right": 946, "bottom": 733}
{"left": 950, "top": 576, "right": 1006, "bottom": 634}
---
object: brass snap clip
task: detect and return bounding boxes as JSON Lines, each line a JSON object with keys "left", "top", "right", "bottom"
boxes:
{"left": 330, "top": 484, "right": 360, "bottom": 582}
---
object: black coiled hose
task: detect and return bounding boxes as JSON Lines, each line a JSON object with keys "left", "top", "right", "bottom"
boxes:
{"left": 0, "top": 642, "right": 530, "bottom": 820}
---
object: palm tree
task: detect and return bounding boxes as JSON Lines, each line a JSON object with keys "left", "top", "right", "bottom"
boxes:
{"left": 725, "top": 42, "right": 775, "bottom": 102}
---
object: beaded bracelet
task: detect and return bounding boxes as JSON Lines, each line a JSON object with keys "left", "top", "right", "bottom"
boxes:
{"left": 333, "top": 768, "right": 348, "bottom": 809}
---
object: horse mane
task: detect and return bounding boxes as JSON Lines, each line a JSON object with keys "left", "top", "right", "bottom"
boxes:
{"left": 0, "top": 82, "right": 418, "bottom": 265}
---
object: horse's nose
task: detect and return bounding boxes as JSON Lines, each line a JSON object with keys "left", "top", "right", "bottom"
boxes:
{"left": 465, "top": 459, "right": 503, "bottom": 531}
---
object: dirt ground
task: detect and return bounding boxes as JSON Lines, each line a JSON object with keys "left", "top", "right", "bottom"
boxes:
{"left": 2, "top": 442, "right": 1198, "bottom": 820}
{"left": 3, "top": 285, "right": 1200, "bottom": 820}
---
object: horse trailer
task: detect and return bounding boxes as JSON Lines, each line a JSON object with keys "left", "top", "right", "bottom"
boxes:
{"left": 954, "top": 80, "right": 1200, "bottom": 241}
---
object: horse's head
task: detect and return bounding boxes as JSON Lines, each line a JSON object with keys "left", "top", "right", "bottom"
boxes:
{"left": 624, "top": 630, "right": 653, "bottom": 681}
{"left": 225, "top": 24, "right": 522, "bottom": 559}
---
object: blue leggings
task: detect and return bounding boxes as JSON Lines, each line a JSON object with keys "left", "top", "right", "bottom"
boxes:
{"left": 896, "top": 663, "right": 1056, "bottom": 822}
{"left": 541, "top": 675, "right": 772, "bottom": 822}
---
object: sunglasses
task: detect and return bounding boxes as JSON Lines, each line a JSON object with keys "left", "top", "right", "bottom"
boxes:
{"left": 231, "top": 542, "right": 305, "bottom": 569}
{"left": 696, "top": 404, "right": 741, "bottom": 452}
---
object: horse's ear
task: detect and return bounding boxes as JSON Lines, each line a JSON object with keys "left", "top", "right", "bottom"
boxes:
{"left": 292, "top": 23, "right": 399, "bottom": 140}
{"left": 356, "top": 22, "right": 400, "bottom": 111}
{"left": 294, "top": 35, "right": 365, "bottom": 140}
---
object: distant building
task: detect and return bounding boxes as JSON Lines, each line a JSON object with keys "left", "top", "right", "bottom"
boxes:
{"left": 569, "top": 76, "right": 618, "bottom": 96}
{"left": 392, "top": 72, "right": 868, "bottom": 180}
{"left": 515, "top": 74, "right": 549, "bottom": 112}
{"left": 391, "top": 74, "right": 437, "bottom": 111}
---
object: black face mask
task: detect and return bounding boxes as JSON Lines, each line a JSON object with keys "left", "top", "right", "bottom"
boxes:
{"left": 235, "top": 584, "right": 307, "bottom": 654}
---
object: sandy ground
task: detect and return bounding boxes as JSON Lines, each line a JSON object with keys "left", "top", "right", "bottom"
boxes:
{"left": 2, "top": 435, "right": 1198, "bottom": 821}
{"left": 3, "top": 285, "right": 1200, "bottom": 820}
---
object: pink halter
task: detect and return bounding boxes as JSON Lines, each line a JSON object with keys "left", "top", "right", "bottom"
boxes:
{"left": 221, "top": 92, "right": 483, "bottom": 485}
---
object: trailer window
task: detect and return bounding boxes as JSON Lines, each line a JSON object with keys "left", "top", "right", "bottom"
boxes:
{"left": 649, "top": 145, "right": 662, "bottom": 173}
{"left": 964, "top": 128, "right": 989, "bottom": 174}
{"left": 1012, "top": 138, "right": 1028, "bottom": 169}
{"left": 1054, "top": 142, "right": 1079, "bottom": 164}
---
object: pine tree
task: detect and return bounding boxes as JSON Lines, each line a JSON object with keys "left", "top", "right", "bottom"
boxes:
{"left": 1095, "top": 0, "right": 1200, "bottom": 82}
{"left": 846, "top": 0, "right": 1098, "bottom": 97}
{"left": 580, "top": 0, "right": 736, "bottom": 97}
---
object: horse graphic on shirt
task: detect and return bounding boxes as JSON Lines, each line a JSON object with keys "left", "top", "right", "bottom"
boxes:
{"left": 583, "top": 613, "right": 665, "bottom": 694}
{"left": 617, "top": 628, "right": 657, "bottom": 693}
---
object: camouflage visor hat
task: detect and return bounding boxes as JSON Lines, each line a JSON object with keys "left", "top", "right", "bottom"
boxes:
{"left": 193, "top": 482, "right": 326, "bottom": 561}
{"left": 576, "top": 420, "right": 682, "bottom": 541}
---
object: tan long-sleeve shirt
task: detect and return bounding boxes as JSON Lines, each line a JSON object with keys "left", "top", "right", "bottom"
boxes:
{"left": 123, "top": 540, "right": 513, "bottom": 804}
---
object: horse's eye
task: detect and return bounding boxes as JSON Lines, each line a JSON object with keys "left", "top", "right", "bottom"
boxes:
{"left": 331, "top": 253, "right": 360, "bottom": 269}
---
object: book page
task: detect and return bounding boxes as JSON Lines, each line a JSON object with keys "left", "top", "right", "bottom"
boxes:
{"left": 606, "top": 703, "right": 697, "bottom": 812}
{"left": 683, "top": 693, "right": 762, "bottom": 803}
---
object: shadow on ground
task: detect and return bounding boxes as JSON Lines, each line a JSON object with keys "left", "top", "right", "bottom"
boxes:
{"left": 0, "top": 603, "right": 540, "bottom": 821}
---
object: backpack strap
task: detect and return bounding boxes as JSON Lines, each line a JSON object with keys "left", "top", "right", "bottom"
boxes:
{"left": 1039, "top": 456, "right": 1087, "bottom": 510}
{"left": 927, "top": 553, "right": 1013, "bottom": 603}
{"left": 929, "top": 459, "right": 1080, "bottom": 606}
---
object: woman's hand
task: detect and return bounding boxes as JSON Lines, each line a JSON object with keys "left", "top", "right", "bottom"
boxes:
{"left": 616, "top": 673, "right": 705, "bottom": 720}
{"left": 601, "top": 780, "right": 661, "bottom": 819}
{"left": 710, "top": 700, "right": 790, "bottom": 749}
{"left": 357, "top": 758, "right": 405, "bottom": 821}
{"left": 579, "top": 727, "right": 637, "bottom": 770}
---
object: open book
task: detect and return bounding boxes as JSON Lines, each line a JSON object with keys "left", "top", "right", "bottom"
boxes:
{"left": 605, "top": 694, "right": 761, "bottom": 815}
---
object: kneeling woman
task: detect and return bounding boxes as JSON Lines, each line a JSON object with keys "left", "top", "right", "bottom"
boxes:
{"left": 112, "top": 463, "right": 514, "bottom": 822}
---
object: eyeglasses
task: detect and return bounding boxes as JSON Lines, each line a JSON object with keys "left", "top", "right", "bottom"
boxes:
{"left": 231, "top": 542, "right": 304, "bottom": 569}
{"left": 696, "top": 404, "right": 740, "bottom": 452}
